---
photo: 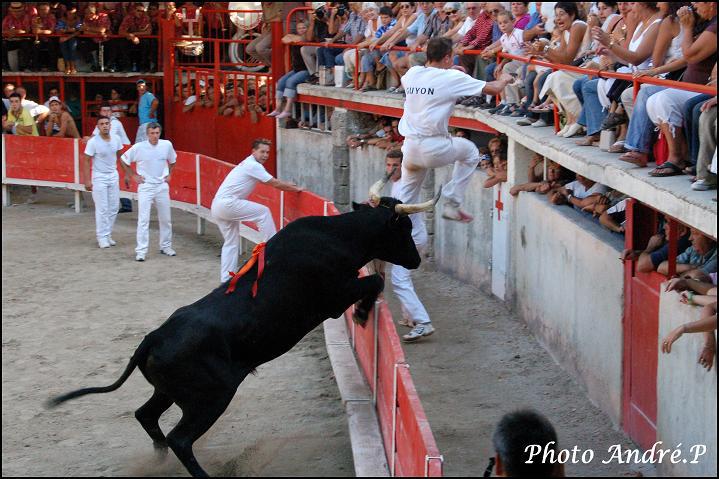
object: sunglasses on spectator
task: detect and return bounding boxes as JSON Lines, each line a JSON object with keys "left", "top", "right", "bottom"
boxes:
{"left": 489, "top": 8, "right": 501, "bottom": 14}
{"left": 445, "top": 9, "right": 459, "bottom": 14}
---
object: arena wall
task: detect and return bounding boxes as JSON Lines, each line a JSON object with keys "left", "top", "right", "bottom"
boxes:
{"left": 513, "top": 192, "right": 625, "bottom": 426}
{"left": 276, "top": 128, "right": 335, "bottom": 201}
{"left": 657, "top": 289, "right": 717, "bottom": 477}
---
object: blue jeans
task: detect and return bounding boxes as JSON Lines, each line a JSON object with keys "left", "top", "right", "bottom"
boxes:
{"left": 577, "top": 78, "right": 605, "bottom": 136}
{"left": 526, "top": 70, "right": 553, "bottom": 122}
{"left": 624, "top": 85, "right": 666, "bottom": 153}
{"left": 318, "top": 46, "right": 344, "bottom": 68}
{"left": 485, "top": 62, "right": 497, "bottom": 81}
{"left": 683, "top": 93, "right": 712, "bottom": 165}
{"left": 276, "top": 70, "right": 310, "bottom": 99}
{"left": 521, "top": 70, "right": 538, "bottom": 109}
{"left": 361, "top": 50, "right": 381, "bottom": 73}
{"left": 59, "top": 38, "right": 78, "bottom": 61}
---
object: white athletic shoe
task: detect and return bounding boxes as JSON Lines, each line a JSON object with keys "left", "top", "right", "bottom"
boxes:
{"left": 135, "top": 254, "right": 145, "bottom": 262}
{"left": 531, "top": 118, "right": 549, "bottom": 128}
{"left": 556, "top": 124, "right": 570, "bottom": 137}
{"left": 160, "top": 247, "right": 177, "bottom": 257}
{"left": 402, "top": 323, "right": 435, "bottom": 342}
{"left": 107, "top": 237, "right": 117, "bottom": 246}
{"left": 98, "top": 238, "right": 111, "bottom": 249}
{"left": 691, "top": 179, "right": 716, "bottom": 191}
{"left": 562, "top": 123, "right": 584, "bottom": 138}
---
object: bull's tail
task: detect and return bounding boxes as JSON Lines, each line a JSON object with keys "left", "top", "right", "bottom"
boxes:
{"left": 45, "top": 336, "right": 152, "bottom": 408}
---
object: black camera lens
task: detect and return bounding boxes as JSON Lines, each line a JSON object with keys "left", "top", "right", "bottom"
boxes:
{"left": 315, "top": 6, "right": 325, "bottom": 18}
{"left": 337, "top": 5, "right": 346, "bottom": 16}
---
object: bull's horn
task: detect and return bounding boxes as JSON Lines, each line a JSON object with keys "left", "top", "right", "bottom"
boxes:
{"left": 368, "top": 166, "right": 398, "bottom": 203}
{"left": 394, "top": 185, "right": 443, "bottom": 215}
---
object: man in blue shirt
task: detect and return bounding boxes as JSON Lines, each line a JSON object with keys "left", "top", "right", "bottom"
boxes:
{"left": 134, "top": 79, "right": 159, "bottom": 143}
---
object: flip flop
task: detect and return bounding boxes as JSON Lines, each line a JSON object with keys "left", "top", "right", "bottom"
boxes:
{"left": 648, "top": 162, "right": 683, "bottom": 177}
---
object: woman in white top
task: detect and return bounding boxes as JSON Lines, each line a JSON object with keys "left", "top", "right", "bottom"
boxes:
{"left": 527, "top": 3, "right": 587, "bottom": 131}
{"left": 341, "top": 3, "right": 379, "bottom": 81}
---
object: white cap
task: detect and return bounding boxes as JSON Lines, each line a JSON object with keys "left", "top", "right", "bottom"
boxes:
{"left": 48, "top": 95, "right": 61, "bottom": 104}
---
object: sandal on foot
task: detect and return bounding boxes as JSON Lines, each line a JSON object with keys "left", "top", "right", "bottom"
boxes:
{"left": 648, "top": 162, "right": 683, "bottom": 177}
{"left": 575, "top": 136, "right": 599, "bottom": 146}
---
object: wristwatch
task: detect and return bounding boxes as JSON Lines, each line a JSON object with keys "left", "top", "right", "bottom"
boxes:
{"left": 567, "top": 193, "right": 574, "bottom": 201}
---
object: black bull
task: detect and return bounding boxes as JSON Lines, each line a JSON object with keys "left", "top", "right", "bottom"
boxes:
{"left": 46, "top": 197, "right": 423, "bottom": 477}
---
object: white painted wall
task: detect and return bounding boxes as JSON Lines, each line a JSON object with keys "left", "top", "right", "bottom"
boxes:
{"left": 657, "top": 289, "right": 717, "bottom": 477}
{"left": 349, "top": 145, "right": 387, "bottom": 204}
{"left": 512, "top": 192, "right": 625, "bottom": 425}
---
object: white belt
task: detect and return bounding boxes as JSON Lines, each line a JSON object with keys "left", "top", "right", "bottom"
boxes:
{"left": 404, "top": 134, "right": 451, "bottom": 141}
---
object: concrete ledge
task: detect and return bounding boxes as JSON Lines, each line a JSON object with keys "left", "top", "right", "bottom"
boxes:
{"left": 323, "top": 316, "right": 390, "bottom": 477}
{"left": 298, "top": 84, "right": 717, "bottom": 238}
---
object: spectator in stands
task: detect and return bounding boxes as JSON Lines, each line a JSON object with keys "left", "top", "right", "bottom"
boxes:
{"left": 246, "top": 3, "right": 283, "bottom": 69}
{"left": 132, "top": 79, "right": 159, "bottom": 143}
{"left": 83, "top": 115, "right": 125, "bottom": 249}
{"left": 691, "top": 95, "right": 717, "bottom": 191}
{"left": 662, "top": 276, "right": 717, "bottom": 371}
{"left": 356, "top": 6, "right": 398, "bottom": 92}
{"left": 346, "top": 115, "right": 390, "bottom": 148}
{"left": 55, "top": 6, "right": 83, "bottom": 75}
{"left": 120, "top": 122, "right": 178, "bottom": 262}
{"left": 318, "top": 2, "right": 366, "bottom": 87}
{"left": 375, "top": 2, "right": 418, "bottom": 91}
{"left": 487, "top": 11, "right": 530, "bottom": 116}
{"left": 44, "top": 96, "right": 80, "bottom": 138}
{"left": 43, "top": 87, "right": 63, "bottom": 111}
{"left": 91, "top": 103, "right": 130, "bottom": 145}
{"left": 31, "top": 2, "right": 59, "bottom": 72}
{"left": 455, "top": 2, "right": 497, "bottom": 81}
{"left": 549, "top": 174, "right": 609, "bottom": 212}
{"left": 268, "top": 21, "right": 310, "bottom": 119}
{"left": 117, "top": 3, "right": 153, "bottom": 72}
{"left": 3, "top": 83, "right": 15, "bottom": 110}
{"left": 109, "top": 88, "right": 129, "bottom": 118}
{"left": 301, "top": 3, "right": 332, "bottom": 83}
{"left": 510, "top": 154, "right": 563, "bottom": 196}
{"left": 3, "top": 92, "right": 38, "bottom": 136}
{"left": 629, "top": 3, "right": 717, "bottom": 174}
{"left": 658, "top": 228, "right": 717, "bottom": 277}
{"left": 316, "top": 4, "right": 355, "bottom": 84}
{"left": 682, "top": 62, "right": 716, "bottom": 173}
{"left": 574, "top": 2, "right": 664, "bottom": 147}
{"left": 372, "top": 118, "right": 404, "bottom": 150}
{"left": 525, "top": 3, "right": 588, "bottom": 131}
{"left": 621, "top": 218, "right": 690, "bottom": 273}
{"left": 490, "top": 409, "right": 564, "bottom": 477}
{"left": 80, "top": 4, "right": 111, "bottom": 72}
{"left": 595, "top": 196, "right": 628, "bottom": 234}
{"left": 182, "top": 82, "right": 199, "bottom": 113}
{"left": 2, "top": 2, "right": 32, "bottom": 71}
{"left": 483, "top": 154, "right": 508, "bottom": 188}
{"left": 341, "top": 3, "right": 380, "bottom": 84}
{"left": 14, "top": 86, "right": 50, "bottom": 129}
{"left": 210, "top": 138, "right": 302, "bottom": 282}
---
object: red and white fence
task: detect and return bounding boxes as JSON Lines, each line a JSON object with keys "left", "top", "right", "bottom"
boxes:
{"left": 1, "top": 133, "right": 442, "bottom": 476}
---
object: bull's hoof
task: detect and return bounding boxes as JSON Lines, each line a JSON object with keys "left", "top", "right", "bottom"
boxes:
{"left": 352, "top": 308, "right": 369, "bottom": 327}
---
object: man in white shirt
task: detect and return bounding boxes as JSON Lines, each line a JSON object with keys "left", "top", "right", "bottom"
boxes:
{"left": 83, "top": 115, "right": 125, "bottom": 249}
{"left": 91, "top": 104, "right": 130, "bottom": 145}
{"left": 397, "top": 37, "right": 512, "bottom": 222}
{"left": 373, "top": 150, "right": 434, "bottom": 342}
{"left": 211, "top": 138, "right": 303, "bottom": 283}
{"left": 120, "top": 122, "right": 178, "bottom": 262}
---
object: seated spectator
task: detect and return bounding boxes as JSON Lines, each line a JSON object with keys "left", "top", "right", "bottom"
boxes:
{"left": 301, "top": 4, "right": 332, "bottom": 83}
{"left": 376, "top": 2, "right": 418, "bottom": 91}
{"left": 622, "top": 218, "right": 690, "bottom": 273}
{"left": 455, "top": 2, "right": 500, "bottom": 81}
{"left": 662, "top": 276, "right": 717, "bottom": 371}
{"left": 549, "top": 174, "right": 609, "bottom": 211}
{"left": 14, "top": 86, "right": 50, "bottom": 128}
{"left": 691, "top": 95, "right": 717, "bottom": 190}
{"left": 490, "top": 11, "right": 530, "bottom": 116}
{"left": 483, "top": 155, "right": 508, "bottom": 188}
{"left": 31, "top": 2, "right": 59, "bottom": 72}
{"left": 316, "top": 4, "right": 359, "bottom": 85}
{"left": 115, "top": 3, "right": 153, "bottom": 72}
{"left": 3, "top": 92, "right": 39, "bottom": 136}
{"left": 109, "top": 88, "right": 129, "bottom": 118}
{"left": 346, "top": 115, "right": 390, "bottom": 148}
{"left": 658, "top": 228, "right": 718, "bottom": 277}
{"left": 625, "top": 4, "right": 717, "bottom": 172}
{"left": 491, "top": 409, "right": 564, "bottom": 477}
{"left": 43, "top": 87, "right": 71, "bottom": 114}
{"left": 79, "top": 4, "right": 111, "bottom": 72}
{"left": 596, "top": 196, "right": 628, "bottom": 234}
{"left": 356, "top": 6, "right": 397, "bottom": 92}
{"left": 268, "top": 21, "right": 310, "bottom": 119}
{"left": 3, "top": 2, "right": 32, "bottom": 71}
{"left": 341, "top": 3, "right": 379, "bottom": 85}
{"left": 44, "top": 96, "right": 80, "bottom": 138}
{"left": 55, "top": 6, "right": 82, "bottom": 75}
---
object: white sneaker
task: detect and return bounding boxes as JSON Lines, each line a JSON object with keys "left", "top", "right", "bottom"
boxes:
{"left": 135, "top": 254, "right": 145, "bottom": 262}
{"left": 691, "top": 179, "right": 717, "bottom": 191}
{"left": 98, "top": 238, "right": 111, "bottom": 249}
{"left": 562, "top": 123, "right": 584, "bottom": 138}
{"left": 402, "top": 323, "right": 435, "bottom": 342}
{"left": 531, "top": 118, "right": 549, "bottom": 128}
{"left": 107, "top": 237, "right": 117, "bottom": 246}
{"left": 441, "top": 201, "right": 474, "bottom": 223}
{"left": 160, "top": 247, "right": 177, "bottom": 256}
{"left": 556, "top": 124, "right": 570, "bottom": 136}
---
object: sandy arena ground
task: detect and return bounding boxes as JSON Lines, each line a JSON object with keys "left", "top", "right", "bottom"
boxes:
{"left": 1, "top": 187, "right": 353, "bottom": 477}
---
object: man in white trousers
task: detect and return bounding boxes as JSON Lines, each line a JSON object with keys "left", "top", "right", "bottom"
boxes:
{"left": 120, "top": 122, "right": 177, "bottom": 262}
{"left": 398, "top": 37, "right": 513, "bottom": 222}
{"left": 83, "top": 115, "right": 124, "bottom": 248}
{"left": 378, "top": 150, "right": 434, "bottom": 342}
{"left": 211, "top": 138, "right": 303, "bottom": 283}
